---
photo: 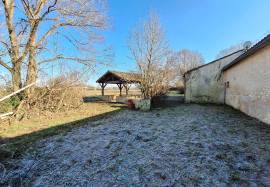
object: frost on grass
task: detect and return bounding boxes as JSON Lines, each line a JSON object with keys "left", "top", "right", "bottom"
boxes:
{"left": 1, "top": 104, "right": 270, "bottom": 186}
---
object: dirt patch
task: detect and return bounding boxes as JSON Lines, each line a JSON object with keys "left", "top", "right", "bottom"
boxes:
{"left": 1, "top": 104, "right": 270, "bottom": 186}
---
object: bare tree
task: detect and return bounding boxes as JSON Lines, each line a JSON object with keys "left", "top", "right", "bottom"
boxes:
{"left": 0, "top": 0, "right": 110, "bottom": 96}
{"left": 216, "top": 42, "right": 248, "bottom": 59}
{"left": 175, "top": 49, "right": 204, "bottom": 79}
{"left": 128, "top": 13, "right": 173, "bottom": 99}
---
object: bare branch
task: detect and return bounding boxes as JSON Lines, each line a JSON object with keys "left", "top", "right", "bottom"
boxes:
{"left": 0, "top": 58, "right": 12, "bottom": 71}
{"left": 216, "top": 42, "right": 247, "bottom": 59}
{"left": 38, "top": 55, "right": 97, "bottom": 67}
{"left": 21, "top": 0, "right": 35, "bottom": 19}
{"left": 36, "top": 22, "right": 71, "bottom": 47}
{"left": 1, "top": 0, "right": 109, "bottom": 93}
{"left": 128, "top": 12, "right": 171, "bottom": 98}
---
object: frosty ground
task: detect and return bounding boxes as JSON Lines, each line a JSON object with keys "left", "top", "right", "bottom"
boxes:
{"left": 2, "top": 104, "right": 270, "bottom": 186}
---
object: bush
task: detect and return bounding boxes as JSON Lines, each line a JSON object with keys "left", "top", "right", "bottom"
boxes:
{"left": 0, "top": 71, "right": 88, "bottom": 120}
{"left": 18, "top": 72, "right": 87, "bottom": 119}
{"left": 0, "top": 88, "right": 15, "bottom": 113}
{"left": 0, "top": 100, "right": 12, "bottom": 113}
{"left": 9, "top": 96, "right": 21, "bottom": 108}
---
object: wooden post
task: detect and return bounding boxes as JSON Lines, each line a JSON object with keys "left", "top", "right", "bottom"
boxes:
{"left": 117, "top": 83, "right": 123, "bottom": 96}
{"left": 124, "top": 84, "right": 131, "bottom": 96}
{"left": 125, "top": 85, "right": 128, "bottom": 96}
{"left": 99, "top": 83, "right": 107, "bottom": 96}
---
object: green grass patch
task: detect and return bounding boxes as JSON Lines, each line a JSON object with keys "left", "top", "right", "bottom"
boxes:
{"left": 0, "top": 103, "right": 124, "bottom": 161}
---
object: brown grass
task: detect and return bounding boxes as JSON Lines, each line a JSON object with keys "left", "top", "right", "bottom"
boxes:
{"left": 86, "top": 88, "right": 141, "bottom": 96}
{"left": 0, "top": 102, "right": 124, "bottom": 161}
{"left": 0, "top": 88, "right": 139, "bottom": 140}
{"left": 0, "top": 88, "right": 141, "bottom": 159}
{"left": 0, "top": 102, "right": 123, "bottom": 139}
{"left": 0, "top": 88, "right": 127, "bottom": 159}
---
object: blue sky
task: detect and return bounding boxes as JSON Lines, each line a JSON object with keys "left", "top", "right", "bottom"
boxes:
{"left": 92, "top": 0, "right": 270, "bottom": 85}
{"left": 1, "top": 0, "right": 270, "bottom": 86}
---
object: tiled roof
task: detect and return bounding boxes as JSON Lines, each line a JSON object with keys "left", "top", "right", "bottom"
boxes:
{"left": 222, "top": 34, "right": 270, "bottom": 71}
{"left": 184, "top": 49, "right": 245, "bottom": 76}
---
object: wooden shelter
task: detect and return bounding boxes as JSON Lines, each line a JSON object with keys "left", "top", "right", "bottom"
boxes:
{"left": 96, "top": 71, "right": 141, "bottom": 96}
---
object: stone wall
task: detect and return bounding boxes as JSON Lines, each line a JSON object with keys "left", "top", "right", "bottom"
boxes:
{"left": 223, "top": 45, "right": 270, "bottom": 124}
{"left": 185, "top": 50, "right": 244, "bottom": 104}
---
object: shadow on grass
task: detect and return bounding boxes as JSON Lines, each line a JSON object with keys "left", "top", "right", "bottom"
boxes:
{"left": 0, "top": 107, "right": 125, "bottom": 162}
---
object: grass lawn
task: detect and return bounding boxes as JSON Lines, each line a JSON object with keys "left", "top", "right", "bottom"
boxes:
{"left": 0, "top": 102, "right": 124, "bottom": 159}
{"left": 2, "top": 104, "right": 270, "bottom": 186}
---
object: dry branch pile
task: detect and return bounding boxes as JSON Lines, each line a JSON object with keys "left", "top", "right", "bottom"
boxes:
{"left": 14, "top": 73, "right": 87, "bottom": 120}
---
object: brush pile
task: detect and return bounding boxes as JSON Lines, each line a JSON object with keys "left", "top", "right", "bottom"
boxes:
{"left": 0, "top": 72, "right": 88, "bottom": 121}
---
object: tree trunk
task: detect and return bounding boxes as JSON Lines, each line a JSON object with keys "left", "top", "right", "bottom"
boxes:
{"left": 25, "top": 51, "right": 37, "bottom": 97}
{"left": 25, "top": 28, "right": 38, "bottom": 98}
{"left": 3, "top": 0, "right": 22, "bottom": 92}
{"left": 12, "top": 64, "right": 22, "bottom": 91}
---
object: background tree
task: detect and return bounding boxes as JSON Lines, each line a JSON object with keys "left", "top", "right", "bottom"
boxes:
{"left": 215, "top": 42, "right": 249, "bottom": 59}
{"left": 173, "top": 49, "right": 204, "bottom": 85}
{"left": 0, "top": 0, "right": 110, "bottom": 96}
{"left": 128, "top": 13, "right": 173, "bottom": 99}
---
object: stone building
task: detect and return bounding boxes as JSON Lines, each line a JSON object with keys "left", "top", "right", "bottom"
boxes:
{"left": 184, "top": 49, "right": 245, "bottom": 103}
{"left": 222, "top": 35, "right": 270, "bottom": 124}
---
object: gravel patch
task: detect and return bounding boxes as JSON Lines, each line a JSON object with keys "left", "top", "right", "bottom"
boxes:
{"left": 1, "top": 104, "right": 270, "bottom": 186}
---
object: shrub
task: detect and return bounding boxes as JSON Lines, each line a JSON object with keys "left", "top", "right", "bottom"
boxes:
{"left": 13, "top": 72, "right": 88, "bottom": 120}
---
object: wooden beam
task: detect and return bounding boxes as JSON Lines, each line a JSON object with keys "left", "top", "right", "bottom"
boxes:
{"left": 117, "top": 83, "right": 123, "bottom": 96}
{"left": 0, "top": 112, "right": 13, "bottom": 119}
{"left": 124, "top": 84, "right": 131, "bottom": 96}
{"left": 99, "top": 83, "right": 107, "bottom": 96}
{"left": 0, "top": 82, "right": 36, "bottom": 102}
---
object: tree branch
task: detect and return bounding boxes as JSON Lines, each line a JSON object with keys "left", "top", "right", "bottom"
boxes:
{"left": 36, "top": 22, "right": 71, "bottom": 47}
{"left": 39, "top": 0, "right": 58, "bottom": 19}
{"left": 0, "top": 58, "right": 12, "bottom": 71}
{"left": 21, "top": 0, "right": 33, "bottom": 18}
{"left": 2, "top": 0, "right": 20, "bottom": 61}
{"left": 38, "top": 55, "right": 96, "bottom": 67}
